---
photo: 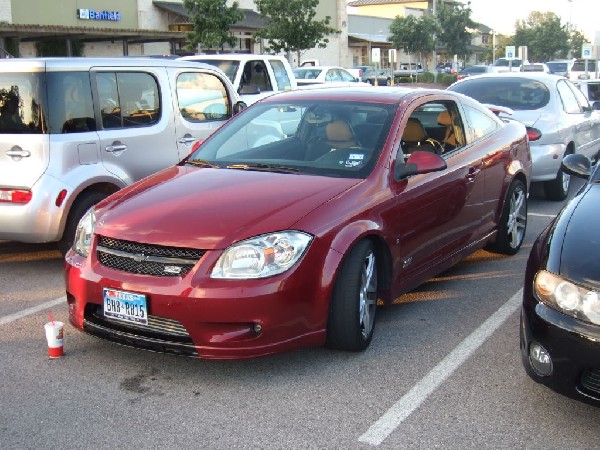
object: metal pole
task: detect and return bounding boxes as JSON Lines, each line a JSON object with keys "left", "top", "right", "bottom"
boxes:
{"left": 432, "top": 0, "right": 437, "bottom": 82}
{"left": 492, "top": 30, "right": 496, "bottom": 64}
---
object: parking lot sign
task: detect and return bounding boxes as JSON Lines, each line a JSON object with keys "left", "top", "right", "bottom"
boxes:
{"left": 371, "top": 48, "right": 381, "bottom": 64}
{"left": 505, "top": 46, "right": 516, "bottom": 60}
{"left": 582, "top": 43, "right": 593, "bottom": 59}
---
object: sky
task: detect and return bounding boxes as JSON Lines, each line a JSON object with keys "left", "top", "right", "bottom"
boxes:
{"left": 465, "top": 0, "right": 598, "bottom": 41}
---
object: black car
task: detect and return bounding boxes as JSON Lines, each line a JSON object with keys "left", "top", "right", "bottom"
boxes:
{"left": 521, "top": 153, "right": 600, "bottom": 404}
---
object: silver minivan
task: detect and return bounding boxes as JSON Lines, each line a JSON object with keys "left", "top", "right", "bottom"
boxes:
{"left": 0, "top": 57, "right": 244, "bottom": 253}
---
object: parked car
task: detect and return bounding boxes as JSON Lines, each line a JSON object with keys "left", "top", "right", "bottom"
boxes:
{"left": 456, "top": 65, "right": 492, "bottom": 80}
{"left": 0, "top": 57, "right": 244, "bottom": 254}
{"left": 521, "top": 63, "right": 550, "bottom": 73}
{"left": 576, "top": 79, "right": 600, "bottom": 104}
{"left": 521, "top": 153, "right": 600, "bottom": 405}
{"left": 489, "top": 58, "right": 528, "bottom": 73}
{"left": 179, "top": 54, "right": 297, "bottom": 105}
{"left": 64, "top": 86, "right": 531, "bottom": 360}
{"left": 394, "top": 62, "right": 425, "bottom": 78}
{"left": 292, "top": 66, "right": 362, "bottom": 84}
{"left": 354, "top": 65, "right": 391, "bottom": 85}
{"left": 448, "top": 72, "right": 600, "bottom": 200}
{"left": 546, "top": 59, "right": 575, "bottom": 77}
{"left": 569, "top": 58, "right": 598, "bottom": 81}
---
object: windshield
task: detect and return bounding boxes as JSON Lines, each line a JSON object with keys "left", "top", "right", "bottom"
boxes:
{"left": 0, "top": 73, "right": 45, "bottom": 134}
{"left": 547, "top": 62, "right": 568, "bottom": 72}
{"left": 186, "top": 100, "right": 395, "bottom": 179}
{"left": 495, "top": 59, "right": 522, "bottom": 67}
{"left": 193, "top": 59, "right": 240, "bottom": 82}
{"left": 293, "top": 69, "right": 322, "bottom": 80}
{"left": 450, "top": 77, "right": 550, "bottom": 110}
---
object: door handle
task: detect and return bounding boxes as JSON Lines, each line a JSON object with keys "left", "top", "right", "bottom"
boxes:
{"left": 466, "top": 167, "right": 480, "bottom": 181}
{"left": 105, "top": 142, "right": 127, "bottom": 153}
{"left": 178, "top": 134, "right": 197, "bottom": 145}
{"left": 6, "top": 147, "right": 31, "bottom": 159}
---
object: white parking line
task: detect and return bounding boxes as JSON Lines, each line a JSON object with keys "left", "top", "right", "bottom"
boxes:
{"left": 0, "top": 296, "right": 66, "bottom": 326}
{"left": 358, "top": 289, "right": 523, "bottom": 446}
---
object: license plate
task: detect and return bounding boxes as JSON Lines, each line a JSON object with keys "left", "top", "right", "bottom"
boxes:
{"left": 103, "top": 288, "right": 148, "bottom": 325}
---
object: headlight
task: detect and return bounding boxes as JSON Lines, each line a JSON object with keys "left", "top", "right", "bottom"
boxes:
{"left": 72, "top": 208, "right": 96, "bottom": 257}
{"left": 534, "top": 270, "right": 600, "bottom": 325}
{"left": 211, "top": 231, "right": 312, "bottom": 279}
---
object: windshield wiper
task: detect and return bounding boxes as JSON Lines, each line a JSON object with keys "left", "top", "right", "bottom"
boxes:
{"left": 186, "top": 159, "right": 221, "bottom": 169}
{"left": 226, "top": 163, "right": 301, "bottom": 174}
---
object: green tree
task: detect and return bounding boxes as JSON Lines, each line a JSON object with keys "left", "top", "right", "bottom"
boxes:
{"left": 255, "top": 0, "right": 338, "bottom": 64}
{"left": 513, "top": 12, "right": 569, "bottom": 61}
{"left": 436, "top": 2, "right": 476, "bottom": 60}
{"left": 389, "top": 14, "right": 439, "bottom": 59}
{"left": 183, "top": 0, "right": 244, "bottom": 52}
{"left": 569, "top": 28, "right": 588, "bottom": 59}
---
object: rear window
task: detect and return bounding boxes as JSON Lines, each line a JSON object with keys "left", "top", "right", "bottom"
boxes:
{"left": 0, "top": 73, "right": 44, "bottom": 134}
{"left": 449, "top": 77, "right": 550, "bottom": 110}
{"left": 547, "top": 62, "right": 568, "bottom": 72}
{"left": 572, "top": 60, "right": 596, "bottom": 72}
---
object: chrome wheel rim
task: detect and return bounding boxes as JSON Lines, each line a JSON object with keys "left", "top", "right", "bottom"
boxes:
{"left": 561, "top": 170, "right": 571, "bottom": 194}
{"left": 507, "top": 186, "right": 527, "bottom": 249}
{"left": 359, "top": 251, "right": 377, "bottom": 339}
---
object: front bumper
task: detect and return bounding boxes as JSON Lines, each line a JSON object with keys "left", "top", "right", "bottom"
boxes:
{"left": 529, "top": 142, "right": 565, "bottom": 182}
{"left": 64, "top": 239, "right": 340, "bottom": 359}
{"left": 520, "top": 297, "right": 600, "bottom": 404}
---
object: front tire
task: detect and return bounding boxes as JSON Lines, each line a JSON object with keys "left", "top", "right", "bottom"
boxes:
{"left": 488, "top": 179, "right": 527, "bottom": 255}
{"left": 326, "top": 240, "right": 378, "bottom": 351}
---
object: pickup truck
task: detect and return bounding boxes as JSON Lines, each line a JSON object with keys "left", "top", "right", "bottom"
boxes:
{"left": 179, "top": 54, "right": 297, "bottom": 104}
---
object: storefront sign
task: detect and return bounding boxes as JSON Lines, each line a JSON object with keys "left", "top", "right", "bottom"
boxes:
{"left": 77, "top": 9, "right": 121, "bottom": 22}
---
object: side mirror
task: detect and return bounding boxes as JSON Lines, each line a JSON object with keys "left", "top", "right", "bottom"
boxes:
{"left": 561, "top": 153, "right": 591, "bottom": 179}
{"left": 233, "top": 101, "right": 247, "bottom": 115}
{"left": 394, "top": 151, "right": 447, "bottom": 181}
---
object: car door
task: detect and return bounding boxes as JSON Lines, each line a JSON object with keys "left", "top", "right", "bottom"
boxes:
{"left": 95, "top": 67, "right": 178, "bottom": 185}
{"left": 556, "top": 79, "right": 595, "bottom": 158}
{"left": 388, "top": 98, "right": 485, "bottom": 291}
{"left": 568, "top": 80, "right": 600, "bottom": 157}
{"left": 168, "top": 68, "right": 236, "bottom": 160}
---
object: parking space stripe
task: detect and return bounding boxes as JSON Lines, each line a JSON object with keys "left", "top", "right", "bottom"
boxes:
{"left": 358, "top": 289, "right": 523, "bottom": 446}
{"left": 528, "top": 213, "right": 556, "bottom": 218}
{"left": 0, "top": 296, "right": 66, "bottom": 326}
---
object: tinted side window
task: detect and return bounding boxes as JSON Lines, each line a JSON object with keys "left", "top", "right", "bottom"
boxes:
{"left": 240, "top": 60, "right": 272, "bottom": 93}
{"left": 177, "top": 72, "right": 231, "bottom": 123}
{"left": 450, "top": 77, "right": 550, "bottom": 110}
{"left": 47, "top": 71, "right": 94, "bottom": 134}
{"left": 464, "top": 105, "right": 500, "bottom": 140}
{"left": 269, "top": 60, "right": 292, "bottom": 91}
{"left": 96, "top": 71, "right": 160, "bottom": 129}
{"left": 557, "top": 80, "right": 582, "bottom": 114}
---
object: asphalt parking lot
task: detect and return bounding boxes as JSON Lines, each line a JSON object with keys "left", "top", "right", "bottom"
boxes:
{"left": 1, "top": 181, "right": 599, "bottom": 449}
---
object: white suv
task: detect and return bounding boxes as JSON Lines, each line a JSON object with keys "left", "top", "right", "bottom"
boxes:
{"left": 0, "top": 57, "right": 244, "bottom": 253}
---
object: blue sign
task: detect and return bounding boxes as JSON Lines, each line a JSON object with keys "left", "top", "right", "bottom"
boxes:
{"left": 77, "top": 9, "right": 121, "bottom": 22}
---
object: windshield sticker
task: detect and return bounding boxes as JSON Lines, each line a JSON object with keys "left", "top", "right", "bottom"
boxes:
{"left": 344, "top": 153, "right": 365, "bottom": 168}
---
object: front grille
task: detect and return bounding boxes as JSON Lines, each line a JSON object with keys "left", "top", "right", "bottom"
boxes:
{"left": 579, "top": 368, "right": 600, "bottom": 398}
{"left": 85, "top": 303, "right": 193, "bottom": 343}
{"left": 84, "top": 303, "right": 198, "bottom": 356}
{"left": 97, "top": 235, "right": 205, "bottom": 277}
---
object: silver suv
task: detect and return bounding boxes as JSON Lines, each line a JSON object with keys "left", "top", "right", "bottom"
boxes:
{"left": 0, "top": 58, "right": 243, "bottom": 253}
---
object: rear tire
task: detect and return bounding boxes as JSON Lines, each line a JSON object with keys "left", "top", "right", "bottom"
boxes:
{"left": 543, "top": 167, "right": 570, "bottom": 201}
{"left": 326, "top": 240, "right": 378, "bottom": 351}
{"left": 57, "top": 191, "right": 107, "bottom": 256}
{"left": 488, "top": 179, "right": 527, "bottom": 255}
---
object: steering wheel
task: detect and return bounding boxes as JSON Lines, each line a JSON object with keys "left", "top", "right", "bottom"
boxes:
{"left": 425, "top": 138, "right": 445, "bottom": 155}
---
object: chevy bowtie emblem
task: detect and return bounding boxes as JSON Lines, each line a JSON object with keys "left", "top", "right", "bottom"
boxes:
{"left": 133, "top": 253, "right": 148, "bottom": 263}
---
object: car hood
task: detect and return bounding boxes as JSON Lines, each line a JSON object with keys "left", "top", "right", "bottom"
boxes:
{"left": 556, "top": 184, "right": 600, "bottom": 289}
{"left": 95, "top": 166, "right": 361, "bottom": 250}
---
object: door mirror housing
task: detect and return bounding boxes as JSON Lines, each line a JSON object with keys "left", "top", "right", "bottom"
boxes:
{"left": 394, "top": 151, "right": 447, "bottom": 181}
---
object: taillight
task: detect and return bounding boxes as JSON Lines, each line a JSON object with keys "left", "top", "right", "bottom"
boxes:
{"left": 526, "top": 127, "right": 542, "bottom": 141}
{"left": 0, "top": 188, "right": 32, "bottom": 204}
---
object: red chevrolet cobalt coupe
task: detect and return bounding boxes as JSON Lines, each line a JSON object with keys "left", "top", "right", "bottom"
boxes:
{"left": 65, "top": 87, "right": 531, "bottom": 359}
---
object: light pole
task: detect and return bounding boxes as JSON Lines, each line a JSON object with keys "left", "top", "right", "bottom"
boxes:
{"left": 492, "top": 30, "right": 496, "bottom": 64}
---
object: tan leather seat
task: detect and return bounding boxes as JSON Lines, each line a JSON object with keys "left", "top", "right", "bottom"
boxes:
{"left": 437, "top": 110, "right": 457, "bottom": 148}
{"left": 402, "top": 118, "right": 427, "bottom": 143}
{"left": 325, "top": 120, "right": 357, "bottom": 148}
